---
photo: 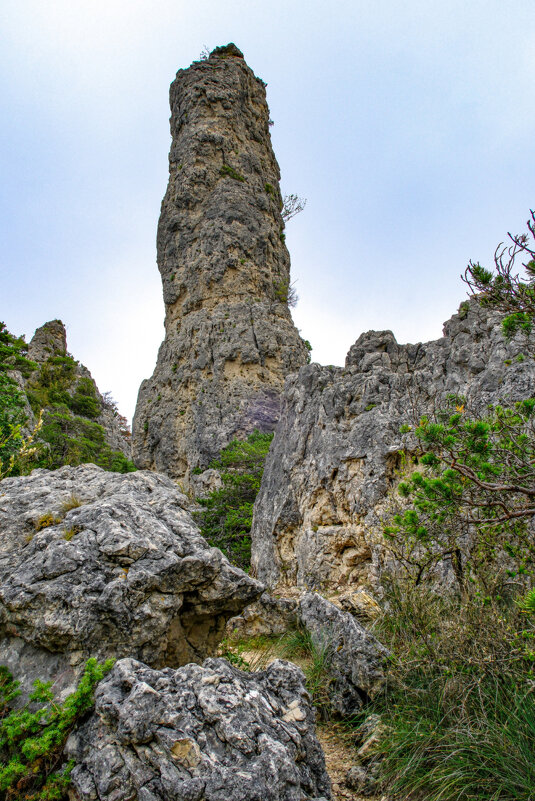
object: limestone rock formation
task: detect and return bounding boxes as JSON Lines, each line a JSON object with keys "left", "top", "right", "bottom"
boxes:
{"left": 19, "top": 320, "right": 131, "bottom": 461}
{"left": 299, "top": 593, "right": 389, "bottom": 716}
{"left": 67, "top": 656, "right": 332, "bottom": 801}
{"left": 133, "top": 44, "right": 308, "bottom": 479}
{"left": 0, "top": 464, "right": 263, "bottom": 699}
{"left": 227, "top": 591, "right": 300, "bottom": 639}
{"left": 251, "top": 299, "right": 535, "bottom": 591}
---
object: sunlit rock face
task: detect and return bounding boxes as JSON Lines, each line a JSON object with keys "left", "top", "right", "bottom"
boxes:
{"left": 133, "top": 44, "right": 308, "bottom": 479}
{"left": 251, "top": 299, "right": 535, "bottom": 593}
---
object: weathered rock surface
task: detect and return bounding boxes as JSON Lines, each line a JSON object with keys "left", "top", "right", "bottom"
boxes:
{"left": 251, "top": 299, "right": 535, "bottom": 591}
{"left": 227, "top": 591, "right": 299, "bottom": 639}
{"left": 67, "top": 656, "right": 332, "bottom": 801}
{"left": 299, "top": 593, "right": 389, "bottom": 716}
{"left": 133, "top": 44, "right": 308, "bottom": 479}
{"left": 0, "top": 464, "right": 262, "bottom": 698}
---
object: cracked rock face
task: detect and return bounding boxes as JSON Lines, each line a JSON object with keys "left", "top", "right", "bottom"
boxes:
{"left": 251, "top": 299, "right": 535, "bottom": 592}
{"left": 67, "top": 656, "right": 332, "bottom": 801}
{"left": 133, "top": 44, "right": 308, "bottom": 479}
{"left": 0, "top": 464, "right": 262, "bottom": 698}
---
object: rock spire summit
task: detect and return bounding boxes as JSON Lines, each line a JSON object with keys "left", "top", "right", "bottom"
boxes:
{"left": 133, "top": 45, "right": 308, "bottom": 477}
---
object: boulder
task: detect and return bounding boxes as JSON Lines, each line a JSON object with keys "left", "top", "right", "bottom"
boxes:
{"left": 0, "top": 464, "right": 263, "bottom": 698}
{"left": 299, "top": 593, "right": 390, "bottom": 716}
{"left": 66, "top": 656, "right": 332, "bottom": 801}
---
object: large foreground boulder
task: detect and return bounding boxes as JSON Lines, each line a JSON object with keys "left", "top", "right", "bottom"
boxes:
{"left": 67, "top": 657, "right": 332, "bottom": 801}
{"left": 0, "top": 464, "right": 263, "bottom": 697}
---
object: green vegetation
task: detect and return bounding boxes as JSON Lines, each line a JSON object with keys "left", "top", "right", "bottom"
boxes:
{"left": 194, "top": 430, "right": 273, "bottom": 569}
{"left": 272, "top": 279, "right": 298, "bottom": 308}
{"left": 463, "top": 209, "right": 535, "bottom": 339}
{"left": 60, "top": 494, "right": 82, "bottom": 514}
{"left": 371, "top": 211, "right": 535, "bottom": 799}
{"left": 0, "top": 322, "right": 134, "bottom": 477}
{"left": 371, "top": 585, "right": 535, "bottom": 801}
{"left": 0, "top": 322, "right": 37, "bottom": 477}
{"left": 34, "top": 409, "right": 135, "bottom": 473}
{"left": 0, "top": 658, "right": 113, "bottom": 800}
{"left": 385, "top": 395, "right": 535, "bottom": 591}
{"left": 376, "top": 395, "right": 535, "bottom": 798}
{"left": 34, "top": 512, "right": 62, "bottom": 532}
{"left": 219, "top": 164, "right": 245, "bottom": 182}
{"left": 63, "top": 525, "right": 82, "bottom": 541}
{"left": 278, "top": 628, "right": 333, "bottom": 718}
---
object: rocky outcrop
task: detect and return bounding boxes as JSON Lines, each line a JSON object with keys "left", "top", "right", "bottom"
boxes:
{"left": 0, "top": 464, "right": 263, "bottom": 699}
{"left": 29, "top": 320, "right": 131, "bottom": 457}
{"left": 67, "top": 656, "right": 332, "bottom": 801}
{"left": 299, "top": 593, "right": 389, "bottom": 716}
{"left": 251, "top": 299, "right": 535, "bottom": 592}
{"left": 133, "top": 44, "right": 308, "bottom": 479}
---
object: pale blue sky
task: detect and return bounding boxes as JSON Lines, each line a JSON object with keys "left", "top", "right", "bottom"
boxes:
{"left": 1, "top": 0, "right": 534, "bottom": 421}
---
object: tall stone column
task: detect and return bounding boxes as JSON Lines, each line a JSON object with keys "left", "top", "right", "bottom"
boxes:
{"left": 133, "top": 44, "right": 308, "bottom": 478}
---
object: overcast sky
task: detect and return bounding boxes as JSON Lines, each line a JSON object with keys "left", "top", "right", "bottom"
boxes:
{"left": 1, "top": 0, "right": 534, "bottom": 423}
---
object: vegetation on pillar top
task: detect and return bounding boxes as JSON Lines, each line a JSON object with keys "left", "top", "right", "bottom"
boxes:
{"left": 209, "top": 43, "right": 244, "bottom": 59}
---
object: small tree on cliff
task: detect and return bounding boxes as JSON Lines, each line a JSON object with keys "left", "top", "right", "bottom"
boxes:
{"left": 463, "top": 209, "right": 535, "bottom": 338}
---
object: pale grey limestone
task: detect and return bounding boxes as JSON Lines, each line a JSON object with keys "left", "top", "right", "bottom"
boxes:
{"left": 66, "top": 656, "right": 332, "bottom": 801}
{"left": 133, "top": 44, "right": 308, "bottom": 479}
{"left": 251, "top": 299, "right": 535, "bottom": 592}
{"left": 0, "top": 464, "right": 263, "bottom": 699}
{"left": 299, "top": 593, "right": 390, "bottom": 716}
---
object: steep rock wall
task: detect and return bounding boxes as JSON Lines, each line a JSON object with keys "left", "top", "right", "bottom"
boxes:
{"left": 251, "top": 299, "right": 535, "bottom": 592}
{"left": 133, "top": 44, "right": 308, "bottom": 478}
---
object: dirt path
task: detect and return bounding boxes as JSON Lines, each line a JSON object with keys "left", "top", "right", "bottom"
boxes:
{"left": 317, "top": 722, "right": 379, "bottom": 801}
{"left": 227, "top": 640, "right": 379, "bottom": 801}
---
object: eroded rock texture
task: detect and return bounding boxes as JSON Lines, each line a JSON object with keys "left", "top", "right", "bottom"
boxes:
{"left": 0, "top": 464, "right": 262, "bottom": 698}
{"left": 299, "top": 593, "right": 389, "bottom": 716}
{"left": 251, "top": 299, "right": 535, "bottom": 591}
{"left": 133, "top": 44, "right": 308, "bottom": 479}
{"left": 67, "top": 656, "right": 332, "bottom": 801}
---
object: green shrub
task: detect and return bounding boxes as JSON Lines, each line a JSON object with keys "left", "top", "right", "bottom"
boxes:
{"left": 219, "top": 164, "right": 245, "bottom": 182}
{"left": 0, "top": 658, "right": 113, "bottom": 800}
{"left": 194, "top": 430, "right": 273, "bottom": 569}
{"left": 68, "top": 378, "right": 99, "bottom": 419}
{"left": 463, "top": 210, "right": 535, "bottom": 339}
{"left": 36, "top": 409, "right": 135, "bottom": 473}
{"left": 0, "top": 323, "right": 37, "bottom": 476}
{"left": 60, "top": 494, "right": 82, "bottom": 514}
{"left": 385, "top": 395, "right": 535, "bottom": 592}
{"left": 26, "top": 356, "right": 78, "bottom": 415}
{"left": 34, "top": 512, "right": 62, "bottom": 532}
